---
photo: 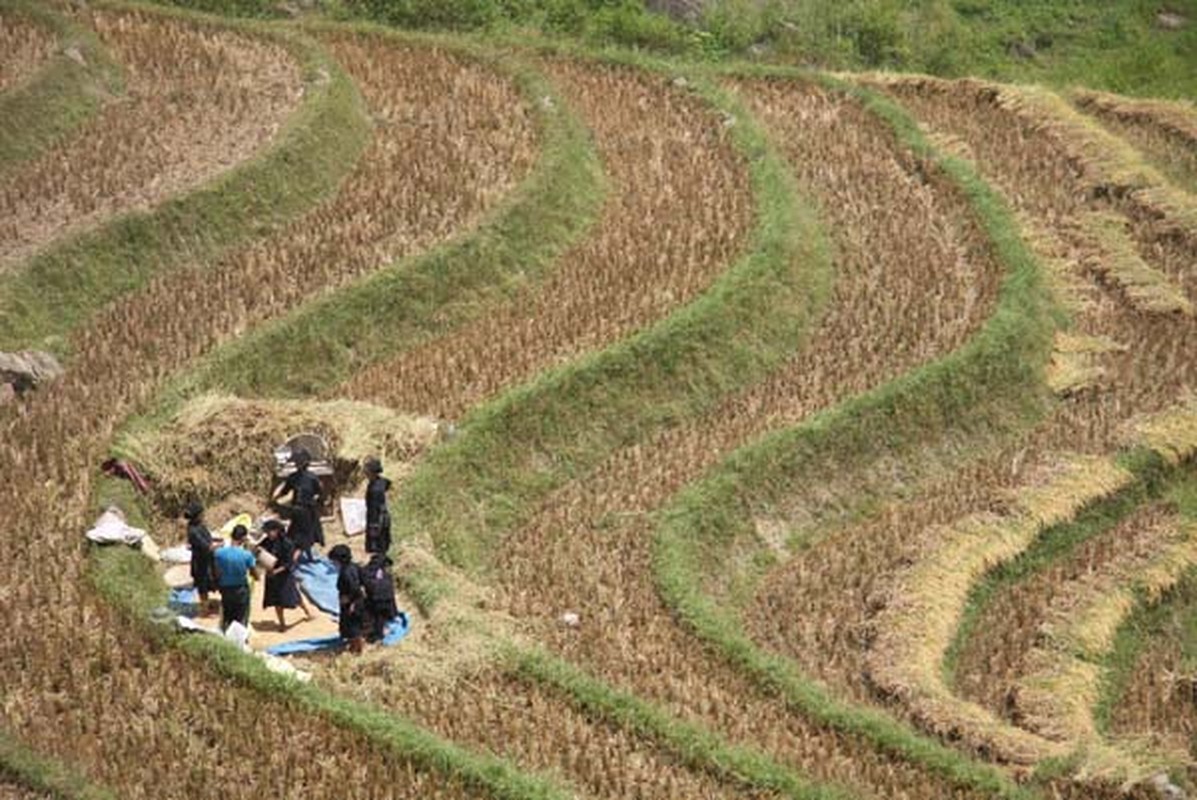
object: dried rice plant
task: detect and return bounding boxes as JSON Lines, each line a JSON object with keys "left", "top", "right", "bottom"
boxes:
{"left": 0, "top": 9, "right": 56, "bottom": 94}
{"left": 340, "top": 59, "right": 752, "bottom": 419}
{"left": 0, "top": 26, "right": 539, "bottom": 798}
{"left": 865, "top": 454, "right": 1132, "bottom": 764}
{"left": 1071, "top": 89, "right": 1197, "bottom": 190}
{"left": 1012, "top": 519, "right": 1197, "bottom": 782}
{"left": 120, "top": 393, "right": 438, "bottom": 513}
{"left": 873, "top": 75, "right": 1197, "bottom": 298}
{"left": 0, "top": 7, "right": 303, "bottom": 270}
{"left": 1078, "top": 211, "right": 1192, "bottom": 316}
{"left": 323, "top": 662, "right": 760, "bottom": 800}
{"left": 448, "top": 77, "right": 1015, "bottom": 799}
{"left": 0, "top": 786, "right": 48, "bottom": 800}
{"left": 1046, "top": 332, "right": 1127, "bottom": 396}
{"left": 68, "top": 31, "right": 537, "bottom": 395}
{"left": 1127, "top": 394, "right": 1197, "bottom": 466}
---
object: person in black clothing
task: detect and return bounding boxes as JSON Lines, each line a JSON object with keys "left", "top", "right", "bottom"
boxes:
{"left": 361, "top": 551, "right": 399, "bottom": 642}
{"left": 259, "top": 519, "right": 313, "bottom": 630}
{"left": 183, "top": 501, "right": 218, "bottom": 614}
{"left": 270, "top": 448, "right": 324, "bottom": 561}
{"left": 329, "top": 545, "right": 366, "bottom": 654}
{"left": 363, "top": 456, "right": 392, "bottom": 556}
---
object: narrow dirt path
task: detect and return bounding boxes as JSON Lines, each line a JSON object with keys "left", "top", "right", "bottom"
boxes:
{"left": 0, "top": 8, "right": 301, "bottom": 270}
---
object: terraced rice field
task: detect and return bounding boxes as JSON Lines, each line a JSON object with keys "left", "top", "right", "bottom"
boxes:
{"left": 0, "top": 7, "right": 303, "bottom": 270}
{"left": 1, "top": 3, "right": 1196, "bottom": 799}
{"left": 0, "top": 9, "right": 56, "bottom": 93}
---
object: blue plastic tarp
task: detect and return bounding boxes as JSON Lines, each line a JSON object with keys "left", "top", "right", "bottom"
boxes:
{"left": 169, "top": 587, "right": 199, "bottom": 616}
{"left": 294, "top": 556, "right": 340, "bottom": 619}
{"left": 263, "top": 612, "right": 410, "bottom": 656}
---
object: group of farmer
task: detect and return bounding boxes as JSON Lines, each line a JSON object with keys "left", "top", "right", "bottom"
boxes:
{"left": 185, "top": 451, "right": 396, "bottom": 654}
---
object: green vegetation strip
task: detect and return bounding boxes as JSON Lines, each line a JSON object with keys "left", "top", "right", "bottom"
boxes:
{"left": 512, "top": 647, "right": 854, "bottom": 800}
{"left": 0, "top": 0, "right": 371, "bottom": 353}
{"left": 1071, "top": 468, "right": 1197, "bottom": 737}
{"left": 0, "top": 0, "right": 123, "bottom": 175}
{"left": 946, "top": 450, "right": 1174, "bottom": 694}
{"left": 168, "top": 20, "right": 605, "bottom": 401}
{"left": 394, "top": 60, "right": 833, "bottom": 573}
{"left": 86, "top": 531, "right": 577, "bottom": 800}
{"left": 0, "top": 729, "right": 117, "bottom": 800}
{"left": 86, "top": 30, "right": 610, "bottom": 800}
{"left": 651, "top": 73, "right": 1056, "bottom": 800}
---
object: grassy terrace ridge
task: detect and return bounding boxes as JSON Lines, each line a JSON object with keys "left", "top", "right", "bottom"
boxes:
{"left": 0, "top": 0, "right": 371, "bottom": 354}
{"left": 84, "top": 524, "right": 579, "bottom": 800}
{"left": 86, "top": 25, "right": 607, "bottom": 800}
{"left": 511, "top": 646, "right": 856, "bottom": 800}
{"left": 945, "top": 450, "right": 1176, "bottom": 696}
{"left": 1096, "top": 474, "right": 1197, "bottom": 737}
{"left": 651, "top": 71, "right": 1056, "bottom": 800}
{"left": 145, "top": 17, "right": 606, "bottom": 406}
{"left": 0, "top": 730, "right": 116, "bottom": 800}
{"left": 98, "top": 41, "right": 847, "bottom": 800}
{"left": 0, "top": 0, "right": 123, "bottom": 175}
{"left": 391, "top": 52, "right": 832, "bottom": 574}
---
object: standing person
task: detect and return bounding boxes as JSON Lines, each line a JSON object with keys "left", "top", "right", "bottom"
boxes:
{"left": 213, "top": 525, "right": 257, "bottom": 631}
{"left": 184, "top": 501, "right": 218, "bottom": 615}
{"left": 328, "top": 545, "right": 365, "bottom": 654}
{"left": 271, "top": 448, "right": 324, "bottom": 561}
{"left": 362, "top": 551, "right": 399, "bottom": 643}
{"left": 259, "top": 519, "right": 313, "bottom": 630}
{"left": 363, "top": 456, "right": 391, "bottom": 556}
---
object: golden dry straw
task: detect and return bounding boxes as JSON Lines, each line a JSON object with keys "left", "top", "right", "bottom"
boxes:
{"left": 0, "top": 9, "right": 56, "bottom": 94}
{"left": 0, "top": 7, "right": 302, "bottom": 270}
{"left": 341, "top": 59, "right": 753, "bottom": 418}
{"left": 0, "top": 25, "right": 540, "bottom": 798}
{"left": 120, "top": 393, "right": 439, "bottom": 509}
{"left": 865, "top": 453, "right": 1133, "bottom": 764}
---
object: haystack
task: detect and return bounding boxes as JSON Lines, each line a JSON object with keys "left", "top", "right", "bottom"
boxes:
{"left": 119, "top": 393, "right": 440, "bottom": 513}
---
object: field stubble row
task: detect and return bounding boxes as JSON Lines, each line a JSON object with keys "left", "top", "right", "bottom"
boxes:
{"left": 0, "top": 6, "right": 301, "bottom": 271}
{"left": 0, "top": 26, "right": 541, "bottom": 799}
{"left": 0, "top": 6, "right": 56, "bottom": 94}
{"left": 340, "top": 59, "right": 753, "bottom": 418}
{"left": 737, "top": 75, "right": 1197, "bottom": 780}
{"left": 385, "top": 73, "right": 1013, "bottom": 800}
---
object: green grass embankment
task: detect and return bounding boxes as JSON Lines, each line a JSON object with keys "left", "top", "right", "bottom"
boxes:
{"left": 88, "top": 28, "right": 606, "bottom": 800}
{"left": 158, "top": 20, "right": 606, "bottom": 404}
{"left": 649, "top": 71, "right": 1057, "bottom": 800}
{"left": 85, "top": 517, "right": 580, "bottom": 800}
{"left": 104, "top": 42, "right": 847, "bottom": 800}
{"left": 391, "top": 57, "right": 832, "bottom": 573}
{"left": 0, "top": 0, "right": 370, "bottom": 353}
{"left": 0, "top": 730, "right": 117, "bottom": 800}
{"left": 0, "top": 0, "right": 123, "bottom": 175}
{"left": 1090, "top": 473, "right": 1197, "bottom": 739}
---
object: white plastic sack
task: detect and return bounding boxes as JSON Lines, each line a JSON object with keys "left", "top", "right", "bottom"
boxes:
{"left": 340, "top": 497, "right": 366, "bottom": 537}
{"left": 85, "top": 507, "right": 146, "bottom": 546}
{"left": 224, "top": 621, "right": 251, "bottom": 652}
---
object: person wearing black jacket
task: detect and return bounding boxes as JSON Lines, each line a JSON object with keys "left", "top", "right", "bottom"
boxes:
{"left": 183, "top": 501, "right": 218, "bottom": 614}
{"left": 362, "top": 551, "right": 399, "bottom": 642}
{"left": 363, "top": 456, "right": 391, "bottom": 556}
{"left": 271, "top": 448, "right": 324, "bottom": 561}
{"left": 259, "top": 519, "right": 313, "bottom": 630}
{"left": 329, "top": 544, "right": 365, "bottom": 654}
